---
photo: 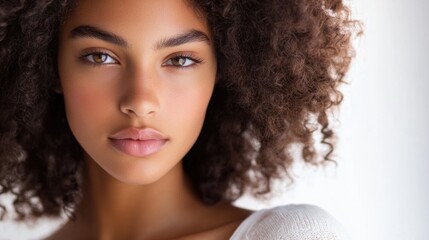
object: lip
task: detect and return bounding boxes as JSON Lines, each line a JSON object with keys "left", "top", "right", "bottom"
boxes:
{"left": 109, "top": 128, "right": 168, "bottom": 157}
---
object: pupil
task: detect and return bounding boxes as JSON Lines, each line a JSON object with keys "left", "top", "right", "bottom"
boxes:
{"left": 94, "top": 54, "right": 106, "bottom": 63}
{"left": 174, "top": 57, "right": 185, "bottom": 66}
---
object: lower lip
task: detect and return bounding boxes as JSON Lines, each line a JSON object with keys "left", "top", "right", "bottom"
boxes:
{"left": 109, "top": 139, "right": 167, "bottom": 157}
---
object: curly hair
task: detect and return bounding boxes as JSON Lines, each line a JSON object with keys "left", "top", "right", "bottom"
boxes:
{"left": 0, "top": 0, "right": 360, "bottom": 221}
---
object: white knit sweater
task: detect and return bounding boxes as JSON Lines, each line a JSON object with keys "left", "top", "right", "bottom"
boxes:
{"left": 230, "top": 204, "right": 350, "bottom": 240}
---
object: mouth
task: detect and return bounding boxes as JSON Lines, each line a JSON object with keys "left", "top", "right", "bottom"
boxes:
{"left": 108, "top": 128, "right": 168, "bottom": 157}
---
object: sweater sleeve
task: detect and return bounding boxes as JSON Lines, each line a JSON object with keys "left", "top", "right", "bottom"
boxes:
{"left": 230, "top": 204, "right": 351, "bottom": 240}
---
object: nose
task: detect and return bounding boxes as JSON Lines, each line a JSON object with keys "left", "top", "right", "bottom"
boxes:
{"left": 119, "top": 69, "right": 160, "bottom": 118}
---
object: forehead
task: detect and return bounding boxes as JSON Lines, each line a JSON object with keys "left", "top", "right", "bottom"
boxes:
{"left": 61, "top": 0, "right": 209, "bottom": 45}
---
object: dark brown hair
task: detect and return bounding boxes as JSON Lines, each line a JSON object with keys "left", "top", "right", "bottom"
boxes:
{"left": 0, "top": 0, "right": 360, "bottom": 221}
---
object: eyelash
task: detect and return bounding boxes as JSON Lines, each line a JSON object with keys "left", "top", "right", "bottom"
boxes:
{"left": 163, "top": 53, "right": 203, "bottom": 69}
{"left": 78, "top": 50, "right": 203, "bottom": 69}
{"left": 79, "top": 50, "right": 118, "bottom": 66}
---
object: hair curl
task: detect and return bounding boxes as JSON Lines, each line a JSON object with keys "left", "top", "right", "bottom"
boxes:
{"left": 0, "top": 0, "right": 360, "bottom": 221}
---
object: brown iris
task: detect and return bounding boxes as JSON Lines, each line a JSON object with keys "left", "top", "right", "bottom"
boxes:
{"left": 92, "top": 53, "right": 108, "bottom": 63}
{"left": 171, "top": 57, "right": 186, "bottom": 66}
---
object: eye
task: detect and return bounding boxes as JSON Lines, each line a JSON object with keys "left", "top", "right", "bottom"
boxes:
{"left": 80, "top": 52, "right": 118, "bottom": 65}
{"left": 163, "top": 55, "right": 202, "bottom": 68}
{"left": 167, "top": 56, "right": 194, "bottom": 67}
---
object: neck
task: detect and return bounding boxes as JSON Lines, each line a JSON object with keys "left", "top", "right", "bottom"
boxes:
{"left": 73, "top": 154, "right": 209, "bottom": 239}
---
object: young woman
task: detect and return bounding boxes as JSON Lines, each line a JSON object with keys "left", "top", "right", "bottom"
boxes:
{"left": 0, "top": 0, "right": 359, "bottom": 239}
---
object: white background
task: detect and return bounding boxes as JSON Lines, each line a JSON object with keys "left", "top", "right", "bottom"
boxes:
{"left": 1, "top": 0, "right": 429, "bottom": 239}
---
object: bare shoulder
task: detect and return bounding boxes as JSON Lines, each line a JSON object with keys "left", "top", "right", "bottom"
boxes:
{"left": 181, "top": 204, "right": 253, "bottom": 240}
{"left": 230, "top": 204, "right": 351, "bottom": 240}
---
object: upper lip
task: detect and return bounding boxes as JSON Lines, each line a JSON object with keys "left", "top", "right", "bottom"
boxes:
{"left": 109, "top": 128, "right": 167, "bottom": 140}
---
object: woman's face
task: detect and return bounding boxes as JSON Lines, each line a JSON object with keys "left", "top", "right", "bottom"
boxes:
{"left": 57, "top": 0, "right": 216, "bottom": 184}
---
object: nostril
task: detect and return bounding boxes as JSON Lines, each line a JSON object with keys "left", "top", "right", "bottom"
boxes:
{"left": 146, "top": 110, "right": 156, "bottom": 116}
{"left": 120, "top": 104, "right": 157, "bottom": 118}
{"left": 119, "top": 105, "right": 135, "bottom": 116}
{"left": 125, "top": 108, "right": 134, "bottom": 115}
{"left": 118, "top": 89, "right": 159, "bottom": 118}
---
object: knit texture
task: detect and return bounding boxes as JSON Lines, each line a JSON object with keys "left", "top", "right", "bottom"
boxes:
{"left": 230, "top": 204, "right": 350, "bottom": 240}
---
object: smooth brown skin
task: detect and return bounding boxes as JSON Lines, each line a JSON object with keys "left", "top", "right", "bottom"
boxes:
{"left": 48, "top": 0, "right": 252, "bottom": 239}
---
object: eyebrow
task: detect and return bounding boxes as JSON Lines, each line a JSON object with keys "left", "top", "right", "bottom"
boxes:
{"left": 155, "top": 30, "right": 210, "bottom": 50}
{"left": 70, "top": 25, "right": 128, "bottom": 47}
{"left": 69, "top": 25, "right": 211, "bottom": 49}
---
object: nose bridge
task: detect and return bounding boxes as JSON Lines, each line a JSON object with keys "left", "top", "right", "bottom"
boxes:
{"left": 119, "top": 64, "right": 160, "bottom": 118}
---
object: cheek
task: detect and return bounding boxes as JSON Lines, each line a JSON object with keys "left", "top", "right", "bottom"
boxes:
{"left": 61, "top": 80, "right": 116, "bottom": 140}
{"left": 166, "top": 75, "right": 214, "bottom": 120}
{"left": 165, "top": 61, "right": 217, "bottom": 124}
{"left": 164, "top": 79, "right": 214, "bottom": 139}
{"left": 58, "top": 56, "right": 119, "bottom": 136}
